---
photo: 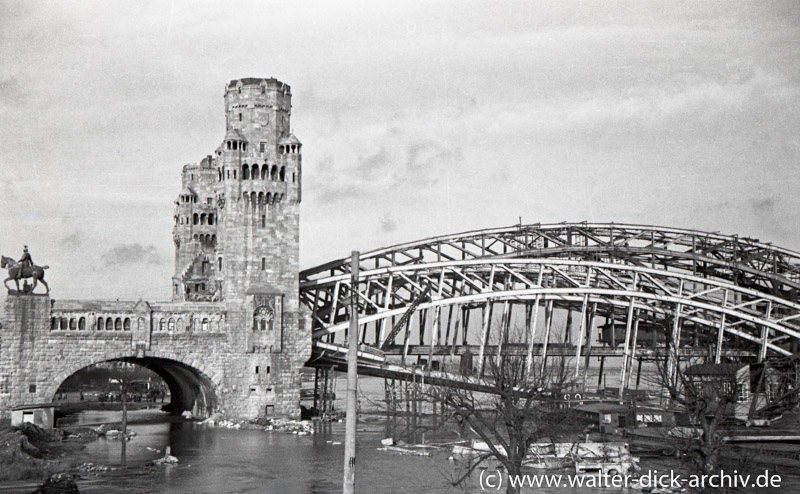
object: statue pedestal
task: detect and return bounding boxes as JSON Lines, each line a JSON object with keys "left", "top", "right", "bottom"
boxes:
{"left": 6, "top": 289, "right": 47, "bottom": 297}
{"left": 1, "top": 293, "right": 52, "bottom": 418}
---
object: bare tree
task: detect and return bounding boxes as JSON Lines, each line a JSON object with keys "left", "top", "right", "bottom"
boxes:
{"left": 426, "top": 324, "right": 584, "bottom": 494}
{"left": 119, "top": 362, "right": 133, "bottom": 469}
{"left": 649, "top": 346, "right": 750, "bottom": 480}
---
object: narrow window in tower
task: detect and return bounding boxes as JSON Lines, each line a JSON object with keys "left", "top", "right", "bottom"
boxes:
{"left": 260, "top": 142, "right": 266, "bottom": 153}
{"left": 292, "top": 172, "right": 296, "bottom": 183}
{"left": 267, "top": 366, "right": 271, "bottom": 374}
{"left": 255, "top": 366, "right": 259, "bottom": 374}
{"left": 227, "top": 141, "right": 231, "bottom": 150}
{"left": 261, "top": 86, "right": 265, "bottom": 94}
{"left": 261, "top": 257, "right": 266, "bottom": 271}
{"left": 239, "top": 113, "right": 242, "bottom": 121}
{"left": 261, "top": 215, "right": 266, "bottom": 228}
{"left": 218, "top": 257, "right": 223, "bottom": 271}
{"left": 242, "top": 143, "right": 247, "bottom": 151}
{"left": 233, "top": 169, "right": 237, "bottom": 179}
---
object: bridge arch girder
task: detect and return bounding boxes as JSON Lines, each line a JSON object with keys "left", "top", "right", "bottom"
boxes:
{"left": 302, "top": 259, "right": 800, "bottom": 359}
{"left": 301, "top": 223, "right": 800, "bottom": 300}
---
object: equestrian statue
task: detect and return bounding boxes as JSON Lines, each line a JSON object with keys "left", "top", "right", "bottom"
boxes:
{"left": 2, "top": 246, "right": 50, "bottom": 294}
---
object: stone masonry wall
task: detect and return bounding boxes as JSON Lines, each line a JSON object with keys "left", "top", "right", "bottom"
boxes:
{"left": 0, "top": 293, "right": 310, "bottom": 420}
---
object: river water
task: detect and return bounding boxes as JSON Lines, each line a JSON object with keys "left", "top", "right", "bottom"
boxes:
{"left": 75, "top": 415, "right": 475, "bottom": 494}
{"left": 26, "top": 376, "right": 800, "bottom": 493}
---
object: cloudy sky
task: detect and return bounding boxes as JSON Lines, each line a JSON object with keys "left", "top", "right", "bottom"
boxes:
{"left": 1, "top": 1, "right": 798, "bottom": 302}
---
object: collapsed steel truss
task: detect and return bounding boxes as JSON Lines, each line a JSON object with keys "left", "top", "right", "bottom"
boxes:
{"left": 300, "top": 223, "right": 800, "bottom": 389}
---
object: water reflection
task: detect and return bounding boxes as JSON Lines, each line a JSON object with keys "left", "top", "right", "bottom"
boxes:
{"left": 76, "top": 414, "right": 472, "bottom": 494}
{"left": 63, "top": 375, "right": 800, "bottom": 494}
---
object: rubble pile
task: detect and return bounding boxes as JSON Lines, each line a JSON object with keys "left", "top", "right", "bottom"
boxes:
{"left": 377, "top": 438, "right": 433, "bottom": 457}
{"left": 32, "top": 473, "right": 80, "bottom": 494}
{"left": 262, "top": 418, "right": 315, "bottom": 435}
{"left": 75, "top": 462, "right": 111, "bottom": 473}
{"left": 93, "top": 424, "right": 136, "bottom": 440}
{"left": 200, "top": 416, "right": 315, "bottom": 435}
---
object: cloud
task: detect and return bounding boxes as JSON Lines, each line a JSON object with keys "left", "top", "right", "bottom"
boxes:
{"left": 310, "top": 136, "right": 459, "bottom": 208}
{"left": 751, "top": 198, "right": 775, "bottom": 213}
{"left": 0, "top": 76, "right": 24, "bottom": 105}
{"left": 380, "top": 216, "right": 397, "bottom": 233}
{"left": 100, "top": 243, "right": 162, "bottom": 267}
{"left": 60, "top": 231, "right": 83, "bottom": 250}
{"left": 353, "top": 146, "right": 391, "bottom": 179}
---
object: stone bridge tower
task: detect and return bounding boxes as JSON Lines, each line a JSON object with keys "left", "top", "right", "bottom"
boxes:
{"left": 171, "top": 77, "right": 307, "bottom": 417}
{"left": 1, "top": 78, "right": 309, "bottom": 421}
{"left": 172, "top": 77, "right": 302, "bottom": 305}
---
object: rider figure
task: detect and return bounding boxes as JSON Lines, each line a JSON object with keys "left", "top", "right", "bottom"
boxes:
{"left": 18, "top": 246, "right": 33, "bottom": 271}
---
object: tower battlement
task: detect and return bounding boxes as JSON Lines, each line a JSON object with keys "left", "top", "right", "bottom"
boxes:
{"left": 225, "top": 77, "right": 290, "bottom": 92}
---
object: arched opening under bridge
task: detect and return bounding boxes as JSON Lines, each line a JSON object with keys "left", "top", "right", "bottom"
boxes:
{"left": 52, "top": 357, "right": 217, "bottom": 418}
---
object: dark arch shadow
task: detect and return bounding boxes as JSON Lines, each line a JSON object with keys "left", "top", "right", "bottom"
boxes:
{"left": 54, "top": 357, "right": 217, "bottom": 418}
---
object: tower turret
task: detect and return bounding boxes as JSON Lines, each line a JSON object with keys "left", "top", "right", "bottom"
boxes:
{"left": 213, "top": 77, "right": 302, "bottom": 304}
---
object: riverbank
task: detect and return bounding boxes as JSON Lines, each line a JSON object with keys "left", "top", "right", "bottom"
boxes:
{"left": 0, "top": 420, "right": 94, "bottom": 482}
{"left": 0, "top": 408, "right": 182, "bottom": 487}
{"left": 1, "top": 409, "right": 345, "bottom": 489}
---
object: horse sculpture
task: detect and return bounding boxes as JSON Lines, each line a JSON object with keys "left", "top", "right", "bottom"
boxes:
{"left": 1, "top": 255, "right": 49, "bottom": 294}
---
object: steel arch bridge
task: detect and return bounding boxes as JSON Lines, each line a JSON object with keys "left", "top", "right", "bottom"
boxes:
{"left": 300, "top": 223, "right": 800, "bottom": 393}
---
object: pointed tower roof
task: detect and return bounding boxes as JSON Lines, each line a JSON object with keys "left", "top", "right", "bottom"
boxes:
{"left": 279, "top": 133, "right": 301, "bottom": 145}
{"left": 224, "top": 128, "right": 248, "bottom": 142}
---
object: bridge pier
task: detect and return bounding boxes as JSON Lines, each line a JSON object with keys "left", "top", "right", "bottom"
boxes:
{"left": 0, "top": 293, "right": 52, "bottom": 418}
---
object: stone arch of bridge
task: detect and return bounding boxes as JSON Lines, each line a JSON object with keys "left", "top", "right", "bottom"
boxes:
{"left": 48, "top": 354, "right": 218, "bottom": 417}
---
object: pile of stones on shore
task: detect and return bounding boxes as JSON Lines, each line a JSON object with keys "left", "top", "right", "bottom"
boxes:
{"left": 75, "top": 462, "right": 111, "bottom": 473}
{"left": 198, "top": 415, "right": 315, "bottom": 435}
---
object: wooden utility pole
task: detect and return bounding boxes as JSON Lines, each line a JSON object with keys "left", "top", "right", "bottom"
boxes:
{"left": 343, "top": 251, "right": 359, "bottom": 494}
